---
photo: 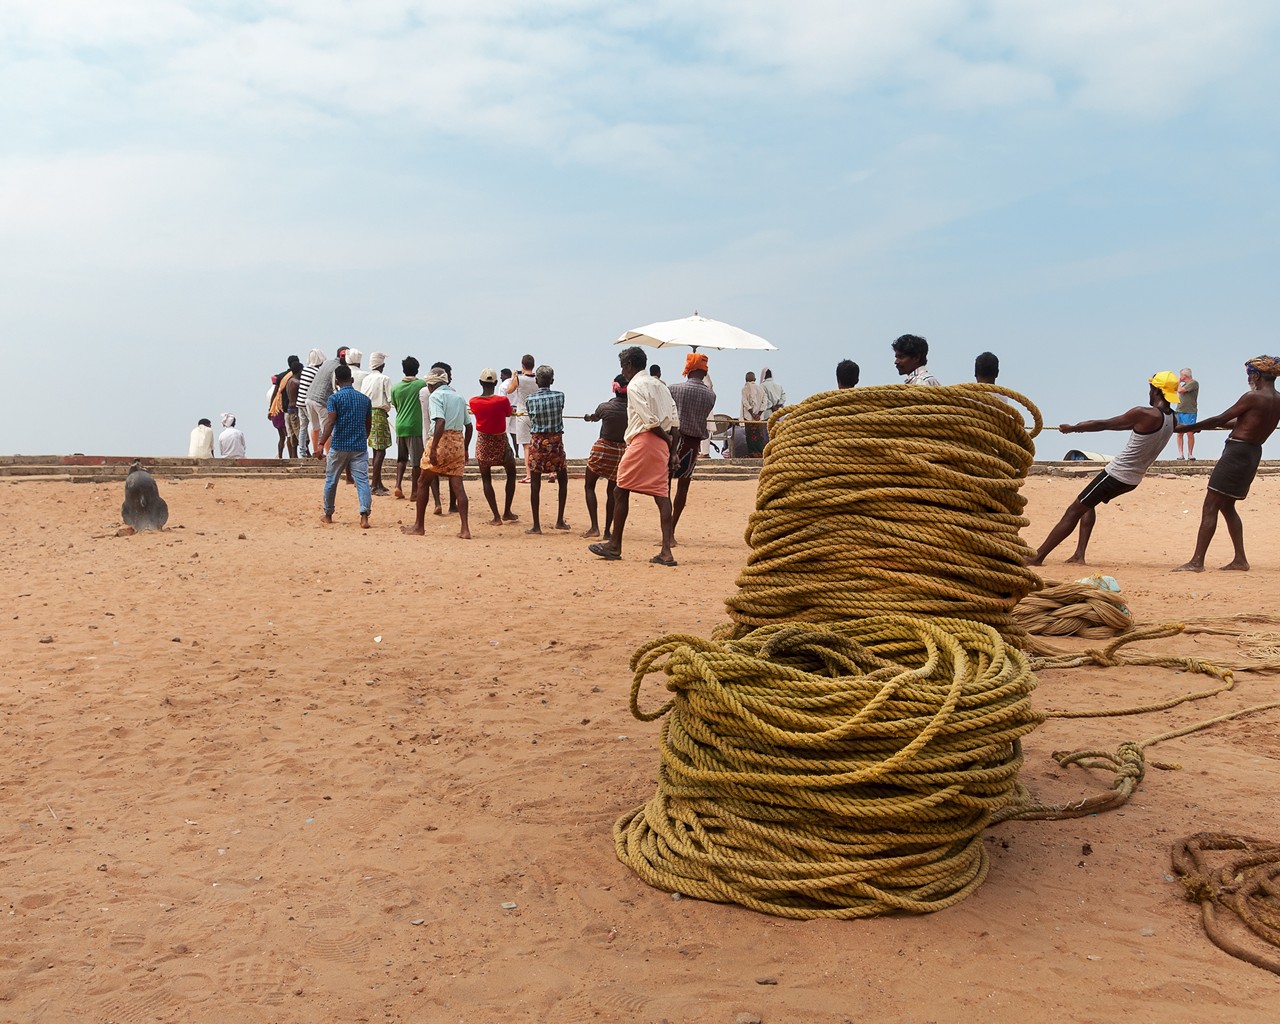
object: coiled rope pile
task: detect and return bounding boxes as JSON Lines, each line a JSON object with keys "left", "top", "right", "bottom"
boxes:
{"left": 720, "top": 385, "right": 1044, "bottom": 645}
{"left": 616, "top": 385, "right": 1048, "bottom": 917}
{"left": 1012, "top": 578, "right": 1133, "bottom": 651}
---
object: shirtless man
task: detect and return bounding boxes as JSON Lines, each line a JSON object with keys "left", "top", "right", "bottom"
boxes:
{"left": 1174, "top": 356, "right": 1280, "bottom": 572}
{"left": 1028, "top": 373, "right": 1177, "bottom": 567}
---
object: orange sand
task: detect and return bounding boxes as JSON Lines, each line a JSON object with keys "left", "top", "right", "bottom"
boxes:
{"left": 3, "top": 472, "right": 1279, "bottom": 1022}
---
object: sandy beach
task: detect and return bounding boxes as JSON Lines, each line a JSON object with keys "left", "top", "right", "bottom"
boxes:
{"left": 3, "top": 470, "right": 1280, "bottom": 1023}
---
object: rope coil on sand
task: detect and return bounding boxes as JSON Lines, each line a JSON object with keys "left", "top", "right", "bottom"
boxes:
{"left": 613, "top": 617, "right": 1043, "bottom": 918}
{"left": 616, "top": 385, "right": 1049, "bottom": 918}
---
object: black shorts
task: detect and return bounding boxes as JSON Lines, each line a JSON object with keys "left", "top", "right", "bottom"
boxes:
{"left": 397, "top": 434, "right": 424, "bottom": 468}
{"left": 1208, "top": 438, "right": 1264, "bottom": 501}
{"left": 1077, "top": 470, "right": 1137, "bottom": 508}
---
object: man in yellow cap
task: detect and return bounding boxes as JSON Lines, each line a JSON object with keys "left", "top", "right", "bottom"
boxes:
{"left": 1174, "top": 356, "right": 1280, "bottom": 572}
{"left": 1028, "top": 373, "right": 1176, "bottom": 567}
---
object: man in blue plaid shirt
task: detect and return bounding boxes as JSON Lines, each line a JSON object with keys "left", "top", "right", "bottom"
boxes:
{"left": 523, "top": 365, "right": 570, "bottom": 533}
{"left": 319, "top": 364, "right": 373, "bottom": 528}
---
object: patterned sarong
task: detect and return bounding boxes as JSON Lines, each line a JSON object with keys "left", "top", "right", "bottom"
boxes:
{"left": 475, "top": 430, "right": 512, "bottom": 469}
{"left": 528, "top": 432, "right": 567, "bottom": 474}
{"left": 368, "top": 407, "right": 392, "bottom": 450}
{"left": 673, "top": 433, "right": 700, "bottom": 480}
{"left": 745, "top": 421, "right": 767, "bottom": 457}
{"left": 422, "top": 429, "right": 466, "bottom": 476}
{"left": 586, "top": 438, "right": 626, "bottom": 481}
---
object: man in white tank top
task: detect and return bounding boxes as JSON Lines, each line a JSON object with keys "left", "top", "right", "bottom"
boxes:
{"left": 1028, "top": 372, "right": 1178, "bottom": 567}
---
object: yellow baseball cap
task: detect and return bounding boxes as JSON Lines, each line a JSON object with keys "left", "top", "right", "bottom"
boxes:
{"left": 1148, "top": 371, "right": 1180, "bottom": 404}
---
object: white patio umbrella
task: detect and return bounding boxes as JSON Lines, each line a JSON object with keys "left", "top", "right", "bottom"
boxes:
{"left": 614, "top": 313, "right": 777, "bottom": 353}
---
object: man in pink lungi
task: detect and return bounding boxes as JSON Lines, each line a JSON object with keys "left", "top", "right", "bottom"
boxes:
{"left": 588, "top": 345, "right": 680, "bottom": 566}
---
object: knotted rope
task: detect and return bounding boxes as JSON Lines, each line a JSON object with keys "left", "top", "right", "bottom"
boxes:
{"left": 613, "top": 616, "right": 1043, "bottom": 918}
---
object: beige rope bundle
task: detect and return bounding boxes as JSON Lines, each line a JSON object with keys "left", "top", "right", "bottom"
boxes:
{"left": 1013, "top": 578, "right": 1134, "bottom": 648}
{"left": 721, "top": 385, "right": 1044, "bottom": 645}
{"left": 614, "top": 616, "right": 1043, "bottom": 918}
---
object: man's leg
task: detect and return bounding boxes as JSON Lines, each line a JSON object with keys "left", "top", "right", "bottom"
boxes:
{"left": 371, "top": 448, "right": 388, "bottom": 495}
{"left": 671, "top": 475, "right": 693, "bottom": 541}
{"left": 276, "top": 425, "right": 286, "bottom": 459}
{"left": 554, "top": 468, "right": 569, "bottom": 530}
{"left": 430, "top": 475, "right": 443, "bottom": 515}
{"left": 479, "top": 466, "right": 501, "bottom": 524}
{"left": 606, "top": 488, "right": 630, "bottom": 555}
{"left": 582, "top": 469, "right": 601, "bottom": 537}
{"left": 352, "top": 451, "right": 372, "bottom": 528}
{"left": 1187, "top": 432, "right": 1196, "bottom": 459}
{"left": 408, "top": 439, "right": 423, "bottom": 501}
{"left": 527, "top": 472, "right": 543, "bottom": 533}
{"left": 1064, "top": 507, "right": 1096, "bottom": 564}
{"left": 1176, "top": 431, "right": 1186, "bottom": 458}
{"left": 401, "top": 467, "right": 436, "bottom": 535}
{"left": 394, "top": 438, "right": 408, "bottom": 498}
{"left": 653, "top": 495, "right": 676, "bottom": 564}
{"left": 320, "top": 449, "right": 342, "bottom": 523}
{"left": 450, "top": 476, "right": 471, "bottom": 539}
{"left": 603, "top": 480, "right": 617, "bottom": 540}
{"left": 1220, "top": 499, "right": 1248, "bottom": 570}
{"left": 1027, "top": 501, "right": 1088, "bottom": 566}
{"left": 1174, "top": 491, "right": 1225, "bottom": 572}
{"left": 501, "top": 452, "right": 519, "bottom": 521}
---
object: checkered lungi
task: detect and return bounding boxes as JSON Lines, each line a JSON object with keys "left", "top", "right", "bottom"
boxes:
{"left": 475, "top": 431, "right": 512, "bottom": 469}
{"left": 586, "top": 438, "right": 626, "bottom": 482}
{"left": 673, "top": 433, "right": 700, "bottom": 481}
{"left": 528, "top": 432, "right": 567, "bottom": 474}
{"left": 285, "top": 409, "right": 302, "bottom": 439}
{"left": 422, "top": 429, "right": 466, "bottom": 476}
{"left": 368, "top": 407, "right": 392, "bottom": 451}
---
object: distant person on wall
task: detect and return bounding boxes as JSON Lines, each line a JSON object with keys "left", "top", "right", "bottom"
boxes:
{"left": 1027, "top": 372, "right": 1178, "bottom": 567}
{"left": 319, "top": 364, "right": 373, "bottom": 529}
{"left": 504, "top": 354, "right": 539, "bottom": 480}
{"left": 835, "top": 360, "right": 860, "bottom": 389}
{"left": 218, "top": 413, "right": 247, "bottom": 459}
{"left": 470, "top": 368, "right": 520, "bottom": 525}
{"left": 741, "top": 371, "right": 768, "bottom": 457}
{"left": 1175, "top": 367, "right": 1199, "bottom": 460}
{"left": 345, "top": 348, "right": 366, "bottom": 391}
{"left": 1174, "top": 357, "right": 1280, "bottom": 573}
{"left": 669, "top": 353, "right": 717, "bottom": 543}
{"left": 524, "top": 365, "right": 571, "bottom": 534}
{"left": 390, "top": 356, "right": 426, "bottom": 501}
{"left": 360, "top": 351, "right": 393, "bottom": 495}
{"left": 267, "top": 359, "right": 296, "bottom": 459}
{"left": 581, "top": 374, "right": 629, "bottom": 540}
{"left": 189, "top": 418, "right": 215, "bottom": 458}
{"left": 649, "top": 364, "right": 662, "bottom": 380}
{"left": 893, "top": 334, "right": 941, "bottom": 385}
{"left": 761, "top": 367, "right": 786, "bottom": 413}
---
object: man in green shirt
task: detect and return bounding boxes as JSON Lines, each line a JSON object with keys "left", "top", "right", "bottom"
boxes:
{"left": 390, "top": 356, "right": 427, "bottom": 501}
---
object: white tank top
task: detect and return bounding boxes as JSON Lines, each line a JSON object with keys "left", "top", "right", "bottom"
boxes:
{"left": 1106, "top": 411, "right": 1175, "bottom": 485}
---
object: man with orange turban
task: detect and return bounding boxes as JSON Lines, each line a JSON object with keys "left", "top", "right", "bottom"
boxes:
{"left": 668, "top": 353, "right": 717, "bottom": 544}
{"left": 1175, "top": 356, "right": 1280, "bottom": 572}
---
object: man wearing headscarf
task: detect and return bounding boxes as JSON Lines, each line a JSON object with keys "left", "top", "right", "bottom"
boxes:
{"left": 296, "top": 349, "right": 326, "bottom": 458}
{"left": 218, "top": 413, "right": 247, "bottom": 459}
{"left": 1028, "top": 373, "right": 1176, "bottom": 567}
{"left": 668, "top": 353, "right": 717, "bottom": 543}
{"left": 1175, "top": 356, "right": 1280, "bottom": 572}
{"left": 401, "top": 368, "right": 472, "bottom": 540}
{"left": 761, "top": 367, "right": 785, "bottom": 413}
{"left": 360, "top": 351, "right": 394, "bottom": 495}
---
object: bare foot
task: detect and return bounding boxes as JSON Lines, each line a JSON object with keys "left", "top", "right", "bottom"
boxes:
{"left": 359, "top": 514, "right": 370, "bottom": 529}
{"left": 580, "top": 527, "right": 600, "bottom": 539}
{"left": 1063, "top": 554, "right": 1086, "bottom": 565}
{"left": 1220, "top": 559, "right": 1250, "bottom": 571}
{"left": 502, "top": 512, "right": 520, "bottom": 522}
{"left": 458, "top": 529, "right": 472, "bottom": 540}
{"left": 432, "top": 506, "right": 444, "bottom": 517}
{"left": 526, "top": 526, "right": 542, "bottom": 535}
{"left": 393, "top": 488, "right": 405, "bottom": 499}
{"left": 554, "top": 520, "right": 571, "bottom": 531}
{"left": 320, "top": 514, "right": 333, "bottom": 525}
{"left": 1172, "top": 561, "right": 1204, "bottom": 573}
{"left": 400, "top": 524, "right": 424, "bottom": 536}
{"left": 487, "top": 517, "right": 502, "bottom": 526}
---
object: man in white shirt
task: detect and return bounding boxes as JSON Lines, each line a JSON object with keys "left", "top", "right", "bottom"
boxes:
{"left": 588, "top": 345, "right": 679, "bottom": 566}
{"left": 218, "top": 413, "right": 247, "bottom": 458}
{"left": 188, "top": 419, "right": 215, "bottom": 458}
{"left": 360, "top": 351, "right": 394, "bottom": 495}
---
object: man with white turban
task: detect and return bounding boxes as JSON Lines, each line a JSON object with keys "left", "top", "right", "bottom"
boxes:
{"left": 218, "top": 413, "right": 246, "bottom": 458}
{"left": 360, "top": 351, "right": 394, "bottom": 495}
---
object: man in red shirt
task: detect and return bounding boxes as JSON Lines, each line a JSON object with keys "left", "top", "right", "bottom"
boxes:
{"left": 469, "top": 369, "right": 520, "bottom": 525}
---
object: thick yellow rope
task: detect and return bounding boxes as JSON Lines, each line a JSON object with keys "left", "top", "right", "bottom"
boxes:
{"left": 1013, "top": 578, "right": 1133, "bottom": 647}
{"left": 613, "top": 616, "right": 1043, "bottom": 918}
{"left": 720, "top": 385, "right": 1043, "bottom": 645}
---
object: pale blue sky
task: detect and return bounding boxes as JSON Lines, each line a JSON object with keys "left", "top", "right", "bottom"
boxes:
{"left": 3, "top": 1, "right": 1278, "bottom": 458}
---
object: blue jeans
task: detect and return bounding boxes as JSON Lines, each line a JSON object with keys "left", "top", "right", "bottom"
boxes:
{"left": 324, "top": 448, "right": 372, "bottom": 516}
